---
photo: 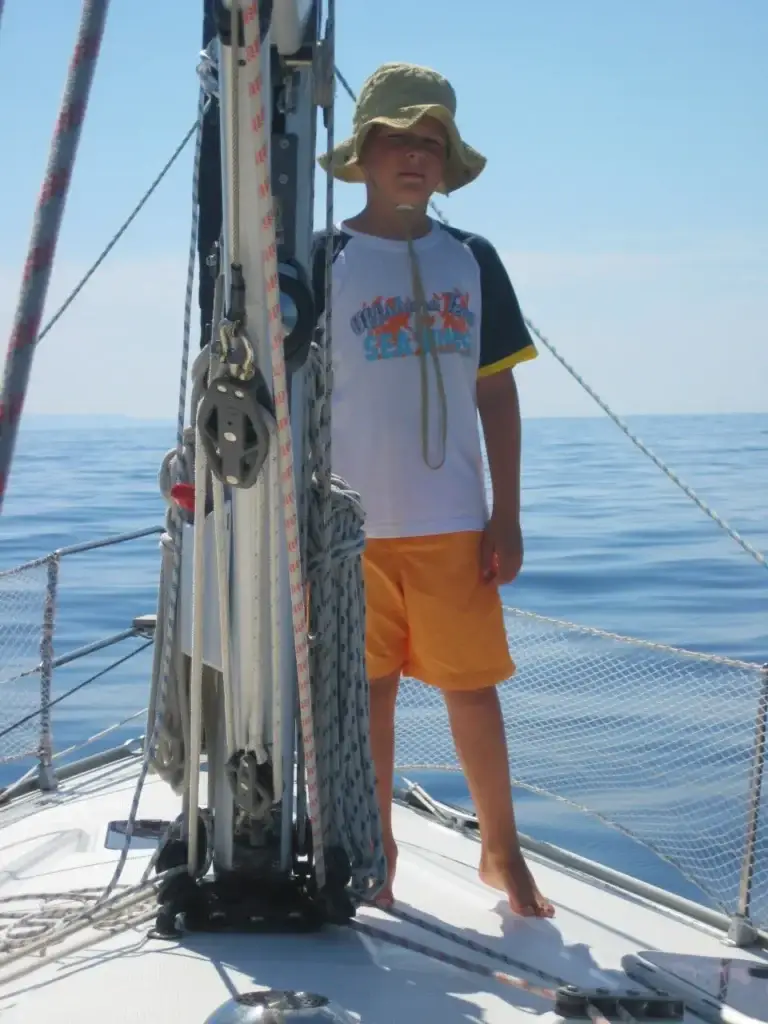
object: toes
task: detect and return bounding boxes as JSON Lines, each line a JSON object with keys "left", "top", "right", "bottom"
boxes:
{"left": 535, "top": 896, "right": 556, "bottom": 918}
{"left": 374, "top": 889, "right": 395, "bottom": 910}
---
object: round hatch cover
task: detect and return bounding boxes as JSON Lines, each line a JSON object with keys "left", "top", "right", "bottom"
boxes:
{"left": 204, "top": 990, "right": 356, "bottom": 1023}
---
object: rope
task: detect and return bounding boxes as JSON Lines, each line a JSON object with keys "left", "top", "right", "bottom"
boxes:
{"left": 301, "top": 351, "right": 387, "bottom": 894}
{"left": 187, "top": 412, "right": 208, "bottom": 874}
{"left": 97, "top": 83, "right": 207, "bottom": 904}
{"left": 0, "top": 0, "right": 112, "bottom": 513}
{"left": 352, "top": 914, "right": 624, "bottom": 1024}
{"left": 403, "top": 221, "right": 448, "bottom": 469}
{"left": 140, "top": 1, "right": 385, "bottom": 895}
{"left": 241, "top": 0, "right": 327, "bottom": 887}
{"left": 208, "top": 278, "right": 237, "bottom": 758}
{"left": 229, "top": 2, "right": 241, "bottom": 266}
{"left": 296, "top": 0, "right": 387, "bottom": 895}
{"left": 333, "top": 67, "right": 766, "bottom": 574}
{"left": 0, "top": 873, "right": 615, "bottom": 1020}
{"left": 0, "top": 83, "right": 208, "bottom": 975}
{"left": 146, "top": 76, "right": 209, "bottom": 799}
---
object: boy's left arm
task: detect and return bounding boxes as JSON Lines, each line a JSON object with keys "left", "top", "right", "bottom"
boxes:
{"left": 478, "top": 370, "right": 524, "bottom": 583}
{"left": 472, "top": 236, "right": 537, "bottom": 584}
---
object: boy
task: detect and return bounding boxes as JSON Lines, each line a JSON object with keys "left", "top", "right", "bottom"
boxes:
{"left": 317, "top": 62, "right": 553, "bottom": 918}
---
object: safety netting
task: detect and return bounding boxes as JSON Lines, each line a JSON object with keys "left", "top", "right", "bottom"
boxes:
{"left": 0, "top": 559, "right": 48, "bottom": 764}
{"left": 395, "top": 604, "right": 768, "bottom": 931}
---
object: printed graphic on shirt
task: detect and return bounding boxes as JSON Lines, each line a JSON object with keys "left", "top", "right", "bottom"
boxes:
{"left": 350, "top": 289, "right": 476, "bottom": 363}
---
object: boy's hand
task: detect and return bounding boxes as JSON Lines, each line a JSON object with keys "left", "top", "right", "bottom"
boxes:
{"left": 480, "top": 514, "right": 524, "bottom": 585}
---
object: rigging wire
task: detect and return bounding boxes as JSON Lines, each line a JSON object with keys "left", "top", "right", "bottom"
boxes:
{"left": 0, "top": 0, "right": 112, "bottom": 515}
{"left": 37, "top": 118, "right": 202, "bottom": 345}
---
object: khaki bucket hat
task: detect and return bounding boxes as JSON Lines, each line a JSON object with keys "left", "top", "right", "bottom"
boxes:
{"left": 318, "top": 62, "right": 487, "bottom": 195}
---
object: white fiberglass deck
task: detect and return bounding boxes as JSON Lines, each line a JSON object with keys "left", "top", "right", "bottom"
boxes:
{"left": 1, "top": 757, "right": 766, "bottom": 1023}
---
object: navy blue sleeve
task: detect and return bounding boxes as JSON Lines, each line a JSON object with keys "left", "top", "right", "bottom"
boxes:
{"left": 465, "top": 235, "right": 538, "bottom": 376}
{"left": 311, "top": 228, "right": 351, "bottom": 318}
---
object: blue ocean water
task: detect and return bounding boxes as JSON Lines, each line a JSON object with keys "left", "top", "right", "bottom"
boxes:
{"left": 1, "top": 412, "right": 767, "bottom": 915}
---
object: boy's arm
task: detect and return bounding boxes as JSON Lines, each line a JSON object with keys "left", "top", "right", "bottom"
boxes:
{"left": 478, "top": 369, "right": 522, "bottom": 522}
{"left": 470, "top": 235, "right": 537, "bottom": 582}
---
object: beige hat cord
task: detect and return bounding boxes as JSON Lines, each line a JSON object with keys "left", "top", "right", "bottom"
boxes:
{"left": 401, "top": 215, "right": 448, "bottom": 471}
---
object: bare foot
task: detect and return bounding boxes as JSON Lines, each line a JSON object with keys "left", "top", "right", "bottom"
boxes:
{"left": 373, "top": 838, "right": 398, "bottom": 909}
{"left": 479, "top": 851, "right": 555, "bottom": 918}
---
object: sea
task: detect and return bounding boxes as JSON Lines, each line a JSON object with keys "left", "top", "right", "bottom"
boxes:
{"left": 1, "top": 411, "right": 767, "bottom": 920}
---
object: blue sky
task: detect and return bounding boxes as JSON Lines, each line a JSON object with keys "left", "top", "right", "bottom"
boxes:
{"left": 0, "top": 0, "right": 765, "bottom": 420}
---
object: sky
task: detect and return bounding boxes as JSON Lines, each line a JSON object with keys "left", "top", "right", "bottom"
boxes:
{"left": 0, "top": 0, "right": 766, "bottom": 421}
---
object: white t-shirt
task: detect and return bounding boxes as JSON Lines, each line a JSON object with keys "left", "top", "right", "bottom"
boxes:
{"left": 311, "top": 219, "right": 537, "bottom": 539}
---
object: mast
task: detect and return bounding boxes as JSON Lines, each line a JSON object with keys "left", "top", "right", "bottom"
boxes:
{"left": 151, "top": 0, "right": 384, "bottom": 935}
{"left": 211, "top": 0, "right": 320, "bottom": 879}
{"left": 158, "top": 0, "right": 333, "bottom": 916}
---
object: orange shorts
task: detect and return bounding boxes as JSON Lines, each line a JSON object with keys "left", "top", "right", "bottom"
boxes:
{"left": 362, "top": 530, "right": 515, "bottom": 691}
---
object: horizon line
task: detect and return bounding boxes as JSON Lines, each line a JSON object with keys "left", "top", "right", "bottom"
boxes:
{"left": 20, "top": 409, "right": 768, "bottom": 426}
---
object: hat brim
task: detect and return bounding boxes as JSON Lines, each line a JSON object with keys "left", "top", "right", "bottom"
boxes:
{"left": 317, "top": 104, "right": 486, "bottom": 195}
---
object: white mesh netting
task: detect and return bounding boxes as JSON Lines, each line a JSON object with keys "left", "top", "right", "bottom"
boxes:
{"left": 395, "top": 605, "right": 768, "bottom": 932}
{"left": 0, "top": 560, "right": 48, "bottom": 764}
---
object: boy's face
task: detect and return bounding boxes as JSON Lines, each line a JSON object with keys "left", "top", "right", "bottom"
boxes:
{"left": 360, "top": 116, "right": 447, "bottom": 206}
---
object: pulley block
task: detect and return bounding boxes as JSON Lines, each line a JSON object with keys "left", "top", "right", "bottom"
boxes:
{"left": 197, "top": 370, "right": 274, "bottom": 489}
{"left": 226, "top": 749, "right": 274, "bottom": 819}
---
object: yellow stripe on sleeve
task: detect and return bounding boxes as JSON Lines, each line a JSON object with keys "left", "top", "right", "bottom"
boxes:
{"left": 477, "top": 343, "right": 538, "bottom": 378}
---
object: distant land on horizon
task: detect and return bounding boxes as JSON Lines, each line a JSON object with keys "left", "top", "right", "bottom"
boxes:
{"left": 19, "top": 410, "right": 766, "bottom": 430}
{"left": 21, "top": 414, "right": 177, "bottom": 429}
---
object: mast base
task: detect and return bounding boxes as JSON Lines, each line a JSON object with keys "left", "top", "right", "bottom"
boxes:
{"left": 150, "top": 818, "right": 355, "bottom": 938}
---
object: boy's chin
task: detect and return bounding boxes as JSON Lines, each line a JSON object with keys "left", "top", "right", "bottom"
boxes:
{"left": 388, "top": 185, "right": 432, "bottom": 208}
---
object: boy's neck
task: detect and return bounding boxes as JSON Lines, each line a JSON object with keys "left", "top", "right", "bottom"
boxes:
{"left": 345, "top": 202, "right": 432, "bottom": 241}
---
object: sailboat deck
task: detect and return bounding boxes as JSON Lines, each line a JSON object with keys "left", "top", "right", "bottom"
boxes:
{"left": 1, "top": 756, "right": 765, "bottom": 1023}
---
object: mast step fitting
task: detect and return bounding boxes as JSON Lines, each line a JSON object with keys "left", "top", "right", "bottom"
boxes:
{"left": 554, "top": 985, "right": 684, "bottom": 1020}
{"left": 197, "top": 370, "right": 274, "bottom": 488}
{"left": 150, "top": 872, "right": 328, "bottom": 939}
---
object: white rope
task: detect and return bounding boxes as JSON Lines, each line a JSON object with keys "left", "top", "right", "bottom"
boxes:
{"left": 0, "top": 85, "right": 209, "bottom": 979}
{"left": 269, "top": 443, "right": 284, "bottom": 797}
{"left": 209, "top": 277, "right": 238, "bottom": 755}
{"left": 241, "top": 0, "right": 326, "bottom": 887}
{"left": 186, "top": 417, "right": 208, "bottom": 874}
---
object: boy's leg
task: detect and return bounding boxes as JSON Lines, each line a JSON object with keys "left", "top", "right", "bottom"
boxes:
{"left": 443, "top": 685, "right": 554, "bottom": 917}
{"left": 403, "top": 531, "right": 554, "bottom": 917}
{"left": 369, "top": 672, "right": 400, "bottom": 906}
{"left": 361, "top": 540, "right": 408, "bottom": 906}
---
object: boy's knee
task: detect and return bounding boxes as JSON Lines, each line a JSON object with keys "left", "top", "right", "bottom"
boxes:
{"left": 369, "top": 672, "right": 400, "bottom": 711}
{"left": 443, "top": 683, "right": 499, "bottom": 711}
